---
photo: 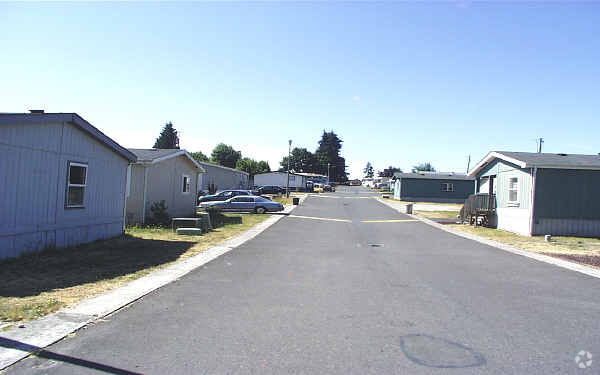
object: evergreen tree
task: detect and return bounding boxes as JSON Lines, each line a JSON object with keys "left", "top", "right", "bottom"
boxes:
{"left": 363, "top": 162, "right": 374, "bottom": 178}
{"left": 153, "top": 122, "right": 179, "bottom": 149}
{"left": 412, "top": 162, "right": 436, "bottom": 173}
{"left": 315, "top": 131, "right": 348, "bottom": 182}
{"left": 210, "top": 143, "right": 241, "bottom": 168}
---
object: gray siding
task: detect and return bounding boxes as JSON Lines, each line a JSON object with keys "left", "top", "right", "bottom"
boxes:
{"left": 197, "top": 162, "right": 249, "bottom": 191}
{"left": 398, "top": 178, "right": 474, "bottom": 203}
{"left": 1, "top": 121, "right": 129, "bottom": 259}
{"left": 126, "top": 155, "right": 200, "bottom": 225}
{"left": 532, "top": 168, "right": 600, "bottom": 237}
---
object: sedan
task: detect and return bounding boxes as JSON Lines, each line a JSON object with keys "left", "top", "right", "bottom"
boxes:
{"left": 198, "top": 190, "right": 252, "bottom": 204}
{"left": 252, "top": 185, "right": 285, "bottom": 195}
{"left": 199, "top": 196, "right": 284, "bottom": 214}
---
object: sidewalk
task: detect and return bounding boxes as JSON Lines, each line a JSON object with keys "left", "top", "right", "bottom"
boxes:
{"left": 0, "top": 196, "right": 306, "bottom": 371}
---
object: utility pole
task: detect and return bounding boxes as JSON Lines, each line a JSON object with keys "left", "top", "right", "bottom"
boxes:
{"left": 286, "top": 139, "right": 292, "bottom": 197}
{"left": 537, "top": 138, "right": 544, "bottom": 153}
{"left": 466, "top": 155, "right": 471, "bottom": 174}
{"left": 327, "top": 162, "right": 330, "bottom": 184}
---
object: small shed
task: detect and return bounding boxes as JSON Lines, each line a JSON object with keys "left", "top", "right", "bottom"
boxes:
{"left": 0, "top": 112, "right": 136, "bottom": 260}
{"left": 196, "top": 161, "right": 250, "bottom": 193}
{"left": 126, "top": 149, "right": 205, "bottom": 225}
{"left": 393, "top": 172, "right": 475, "bottom": 203}
{"left": 253, "top": 172, "right": 308, "bottom": 189}
{"left": 469, "top": 151, "right": 600, "bottom": 237}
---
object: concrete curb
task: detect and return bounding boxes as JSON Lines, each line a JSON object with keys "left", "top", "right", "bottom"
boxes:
{"left": 376, "top": 198, "right": 600, "bottom": 280}
{"left": 0, "top": 195, "right": 308, "bottom": 371}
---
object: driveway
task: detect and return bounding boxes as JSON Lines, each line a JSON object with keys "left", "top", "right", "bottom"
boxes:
{"left": 4, "top": 186, "right": 600, "bottom": 374}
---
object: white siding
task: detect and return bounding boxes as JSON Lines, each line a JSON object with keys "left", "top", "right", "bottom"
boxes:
{"left": 254, "top": 172, "right": 305, "bottom": 188}
{"left": 0, "top": 121, "right": 129, "bottom": 259}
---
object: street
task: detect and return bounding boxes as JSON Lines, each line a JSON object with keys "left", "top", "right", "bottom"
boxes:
{"left": 5, "top": 186, "right": 600, "bottom": 374}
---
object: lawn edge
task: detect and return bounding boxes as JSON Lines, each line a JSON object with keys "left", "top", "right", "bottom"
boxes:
{"left": 376, "top": 198, "right": 600, "bottom": 280}
{"left": 0, "top": 195, "right": 307, "bottom": 371}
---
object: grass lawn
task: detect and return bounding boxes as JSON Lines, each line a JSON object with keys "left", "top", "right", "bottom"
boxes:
{"left": 448, "top": 224, "right": 600, "bottom": 268}
{"left": 0, "top": 213, "right": 270, "bottom": 325}
{"left": 415, "top": 210, "right": 460, "bottom": 220}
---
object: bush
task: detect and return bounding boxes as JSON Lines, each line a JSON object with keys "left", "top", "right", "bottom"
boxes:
{"left": 148, "top": 200, "right": 170, "bottom": 226}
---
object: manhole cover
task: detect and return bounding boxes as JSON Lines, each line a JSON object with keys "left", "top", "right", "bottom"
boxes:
{"left": 368, "top": 244, "right": 384, "bottom": 248}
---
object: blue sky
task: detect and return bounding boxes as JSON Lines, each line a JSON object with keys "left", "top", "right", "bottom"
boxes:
{"left": 1, "top": 2, "right": 599, "bottom": 178}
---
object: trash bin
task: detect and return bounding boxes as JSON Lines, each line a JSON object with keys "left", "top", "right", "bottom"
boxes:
{"left": 405, "top": 204, "right": 413, "bottom": 214}
{"left": 293, "top": 197, "right": 300, "bottom": 205}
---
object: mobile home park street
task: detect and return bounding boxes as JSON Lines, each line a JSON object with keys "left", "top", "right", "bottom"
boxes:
{"left": 6, "top": 186, "right": 600, "bottom": 374}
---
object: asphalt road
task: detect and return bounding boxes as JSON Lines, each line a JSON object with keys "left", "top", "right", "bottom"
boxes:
{"left": 5, "top": 186, "right": 600, "bottom": 374}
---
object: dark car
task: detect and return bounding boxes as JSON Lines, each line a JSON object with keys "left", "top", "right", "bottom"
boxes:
{"left": 199, "top": 196, "right": 284, "bottom": 214}
{"left": 252, "top": 185, "right": 285, "bottom": 195}
{"left": 198, "top": 190, "right": 252, "bottom": 204}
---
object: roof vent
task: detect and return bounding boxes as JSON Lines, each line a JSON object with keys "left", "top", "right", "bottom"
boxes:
{"left": 29, "top": 109, "right": 44, "bottom": 114}
{"left": 557, "top": 153, "right": 568, "bottom": 156}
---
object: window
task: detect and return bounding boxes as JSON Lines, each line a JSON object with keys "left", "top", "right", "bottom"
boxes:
{"left": 441, "top": 183, "right": 454, "bottom": 192}
{"left": 182, "top": 175, "right": 191, "bottom": 193}
{"left": 66, "top": 162, "right": 87, "bottom": 208}
{"left": 289, "top": 175, "right": 295, "bottom": 181}
{"left": 508, "top": 177, "right": 518, "bottom": 202}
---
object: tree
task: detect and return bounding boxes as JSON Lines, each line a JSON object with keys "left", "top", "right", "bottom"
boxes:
{"left": 379, "top": 166, "right": 402, "bottom": 177}
{"left": 190, "top": 151, "right": 209, "bottom": 163}
{"left": 153, "top": 122, "right": 179, "bottom": 149}
{"left": 412, "top": 162, "right": 436, "bottom": 173}
{"left": 315, "top": 131, "right": 348, "bottom": 182}
{"left": 363, "top": 162, "right": 374, "bottom": 179}
{"left": 236, "top": 158, "right": 271, "bottom": 177}
{"left": 210, "top": 143, "right": 241, "bottom": 169}
{"left": 279, "top": 147, "right": 319, "bottom": 173}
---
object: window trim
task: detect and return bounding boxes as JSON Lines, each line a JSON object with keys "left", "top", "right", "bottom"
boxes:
{"left": 441, "top": 183, "right": 454, "bottom": 192}
{"left": 182, "top": 174, "right": 191, "bottom": 194}
{"left": 65, "top": 161, "right": 88, "bottom": 209}
{"left": 508, "top": 176, "right": 519, "bottom": 204}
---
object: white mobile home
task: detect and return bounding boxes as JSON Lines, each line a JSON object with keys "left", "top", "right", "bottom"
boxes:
{"left": 254, "top": 172, "right": 308, "bottom": 189}
{"left": 126, "top": 149, "right": 205, "bottom": 225}
{"left": 0, "top": 112, "right": 136, "bottom": 260}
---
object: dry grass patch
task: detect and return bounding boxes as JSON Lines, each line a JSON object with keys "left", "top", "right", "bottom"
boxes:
{"left": 415, "top": 210, "right": 460, "bottom": 220}
{"left": 448, "top": 224, "right": 600, "bottom": 268}
{"left": 0, "top": 213, "right": 270, "bottom": 323}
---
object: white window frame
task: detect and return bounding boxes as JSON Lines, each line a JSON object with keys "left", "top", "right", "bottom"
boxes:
{"left": 441, "top": 183, "right": 454, "bottom": 192}
{"left": 66, "top": 161, "right": 88, "bottom": 208}
{"left": 182, "top": 174, "right": 191, "bottom": 194}
{"left": 508, "top": 177, "right": 519, "bottom": 204}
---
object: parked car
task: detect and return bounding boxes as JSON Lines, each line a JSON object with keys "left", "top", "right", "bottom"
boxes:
{"left": 199, "top": 195, "right": 284, "bottom": 214}
{"left": 198, "top": 190, "right": 253, "bottom": 204}
{"left": 252, "top": 185, "right": 285, "bottom": 195}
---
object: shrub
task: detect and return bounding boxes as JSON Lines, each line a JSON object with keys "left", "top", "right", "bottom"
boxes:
{"left": 148, "top": 200, "right": 170, "bottom": 226}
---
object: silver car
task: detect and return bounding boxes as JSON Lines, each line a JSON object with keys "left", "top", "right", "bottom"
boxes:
{"left": 199, "top": 195, "right": 284, "bottom": 214}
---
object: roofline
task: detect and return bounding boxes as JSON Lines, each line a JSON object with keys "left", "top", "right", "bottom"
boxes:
{"left": 468, "top": 151, "right": 600, "bottom": 177}
{"left": 255, "top": 171, "right": 308, "bottom": 178}
{"left": 0, "top": 113, "right": 137, "bottom": 162}
{"left": 468, "top": 151, "right": 527, "bottom": 177}
{"left": 195, "top": 161, "right": 249, "bottom": 176}
{"left": 132, "top": 149, "right": 206, "bottom": 172}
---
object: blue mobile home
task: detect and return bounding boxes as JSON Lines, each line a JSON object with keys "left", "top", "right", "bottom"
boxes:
{"left": 0, "top": 112, "right": 136, "bottom": 259}
{"left": 392, "top": 172, "right": 475, "bottom": 203}
{"left": 469, "top": 151, "right": 600, "bottom": 237}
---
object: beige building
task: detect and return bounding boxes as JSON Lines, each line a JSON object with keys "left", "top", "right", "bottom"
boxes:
{"left": 126, "top": 149, "right": 205, "bottom": 225}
